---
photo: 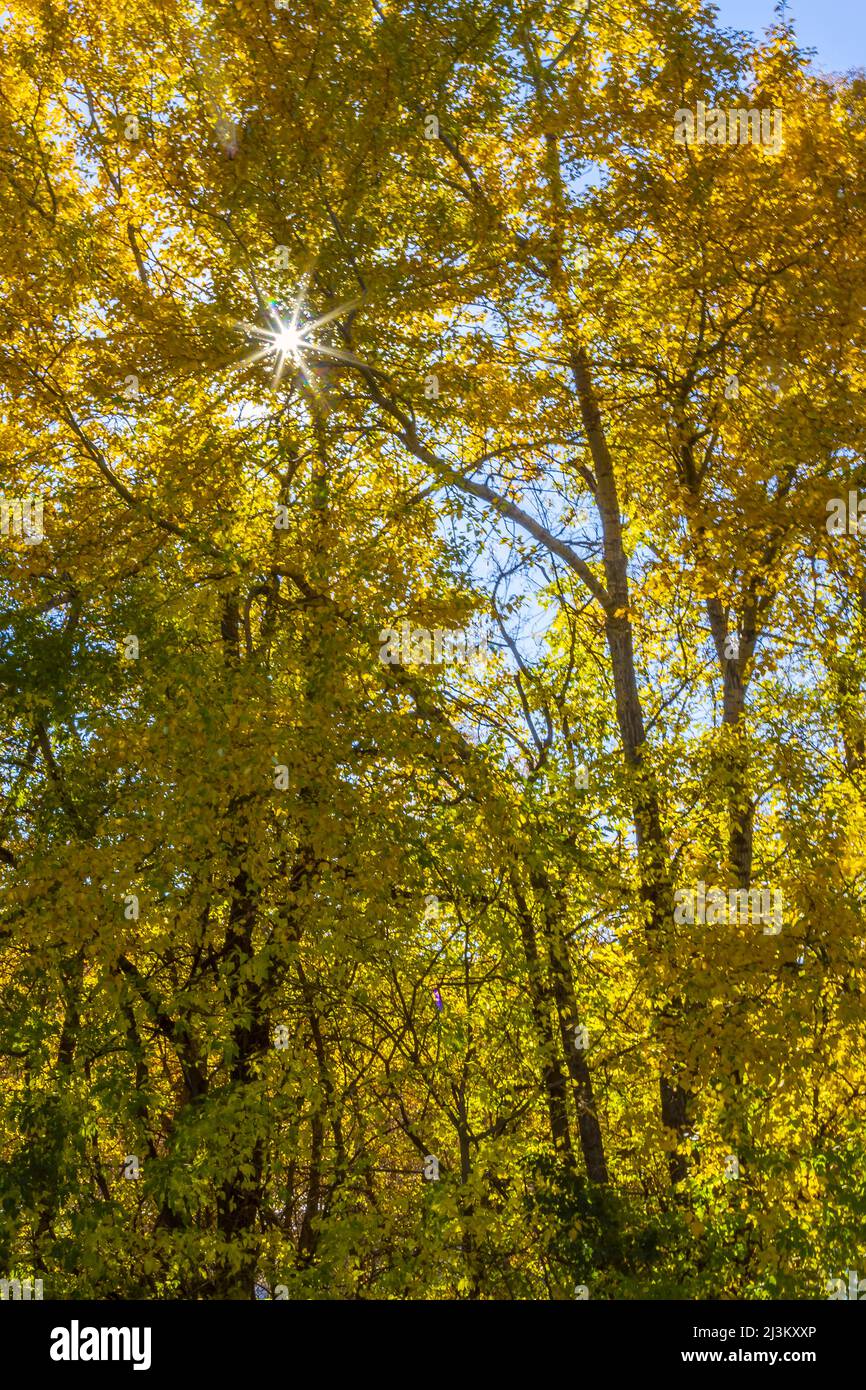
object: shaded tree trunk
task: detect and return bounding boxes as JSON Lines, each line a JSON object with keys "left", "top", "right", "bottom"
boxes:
{"left": 510, "top": 871, "right": 574, "bottom": 1161}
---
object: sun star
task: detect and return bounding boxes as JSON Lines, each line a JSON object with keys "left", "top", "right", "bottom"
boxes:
{"left": 274, "top": 325, "right": 302, "bottom": 357}
{"left": 235, "top": 282, "right": 366, "bottom": 391}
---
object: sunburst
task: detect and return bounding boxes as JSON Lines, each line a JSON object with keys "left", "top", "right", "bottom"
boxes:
{"left": 236, "top": 280, "right": 366, "bottom": 392}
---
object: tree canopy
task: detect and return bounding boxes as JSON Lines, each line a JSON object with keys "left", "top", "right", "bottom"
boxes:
{"left": 1, "top": 0, "right": 865, "bottom": 1299}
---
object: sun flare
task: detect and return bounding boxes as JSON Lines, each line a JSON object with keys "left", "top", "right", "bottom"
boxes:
{"left": 274, "top": 326, "right": 302, "bottom": 357}
{"left": 235, "top": 283, "right": 365, "bottom": 391}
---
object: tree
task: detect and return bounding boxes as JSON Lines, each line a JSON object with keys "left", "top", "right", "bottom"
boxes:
{"left": 1, "top": 0, "right": 865, "bottom": 1299}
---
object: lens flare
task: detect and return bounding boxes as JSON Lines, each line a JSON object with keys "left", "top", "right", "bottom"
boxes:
{"left": 234, "top": 282, "right": 366, "bottom": 392}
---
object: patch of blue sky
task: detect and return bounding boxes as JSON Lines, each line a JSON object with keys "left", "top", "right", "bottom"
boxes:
{"left": 711, "top": 0, "right": 865, "bottom": 75}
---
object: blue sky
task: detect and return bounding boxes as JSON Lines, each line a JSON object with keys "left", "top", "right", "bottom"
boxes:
{"left": 712, "top": 0, "right": 865, "bottom": 72}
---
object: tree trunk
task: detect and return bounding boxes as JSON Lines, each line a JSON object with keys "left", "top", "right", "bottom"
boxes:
{"left": 510, "top": 871, "right": 574, "bottom": 1161}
